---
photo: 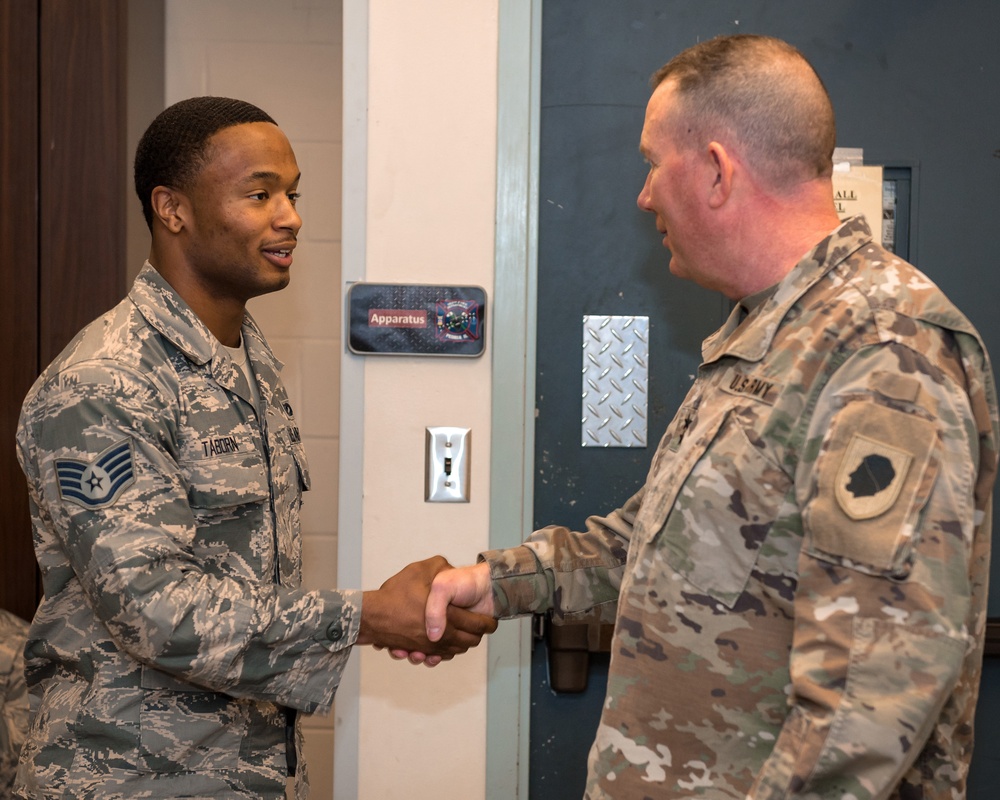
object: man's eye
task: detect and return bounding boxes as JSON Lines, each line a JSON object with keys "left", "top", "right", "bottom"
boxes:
{"left": 250, "top": 191, "right": 269, "bottom": 201}
{"left": 288, "top": 193, "right": 301, "bottom": 205}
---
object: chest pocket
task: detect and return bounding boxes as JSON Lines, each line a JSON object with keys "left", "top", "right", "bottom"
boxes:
{"left": 180, "top": 452, "right": 271, "bottom": 581}
{"left": 650, "top": 407, "right": 792, "bottom": 608}
{"left": 183, "top": 451, "right": 270, "bottom": 510}
{"left": 271, "top": 425, "right": 311, "bottom": 495}
{"left": 292, "top": 439, "right": 311, "bottom": 492}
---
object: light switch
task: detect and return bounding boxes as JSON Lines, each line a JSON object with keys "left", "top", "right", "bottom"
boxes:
{"left": 425, "top": 427, "right": 470, "bottom": 502}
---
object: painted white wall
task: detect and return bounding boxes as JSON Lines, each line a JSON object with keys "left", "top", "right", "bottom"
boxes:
{"left": 348, "top": 2, "right": 499, "bottom": 797}
{"left": 165, "top": 1, "right": 501, "bottom": 797}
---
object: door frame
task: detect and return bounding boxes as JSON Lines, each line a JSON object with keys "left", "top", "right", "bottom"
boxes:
{"left": 485, "top": 2, "right": 542, "bottom": 798}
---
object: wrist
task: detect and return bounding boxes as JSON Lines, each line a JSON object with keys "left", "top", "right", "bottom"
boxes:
{"left": 478, "top": 563, "right": 496, "bottom": 617}
{"left": 356, "top": 589, "right": 379, "bottom": 646}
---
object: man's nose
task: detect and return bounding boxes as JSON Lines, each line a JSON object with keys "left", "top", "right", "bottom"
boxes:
{"left": 277, "top": 198, "right": 302, "bottom": 234}
{"left": 637, "top": 173, "right": 653, "bottom": 212}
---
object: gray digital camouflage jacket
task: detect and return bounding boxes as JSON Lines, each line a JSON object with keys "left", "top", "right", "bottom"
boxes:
{"left": 0, "top": 609, "right": 29, "bottom": 796}
{"left": 483, "top": 217, "right": 999, "bottom": 799}
{"left": 15, "top": 264, "right": 360, "bottom": 799}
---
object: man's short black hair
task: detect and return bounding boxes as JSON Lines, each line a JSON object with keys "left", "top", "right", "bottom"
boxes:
{"left": 134, "top": 96, "right": 277, "bottom": 230}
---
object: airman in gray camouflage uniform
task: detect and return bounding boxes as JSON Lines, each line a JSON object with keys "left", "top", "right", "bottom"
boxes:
{"left": 15, "top": 263, "right": 357, "bottom": 799}
{"left": 14, "top": 96, "right": 493, "bottom": 799}
{"left": 425, "top": 35, "right": 999, "bottom": 799}
{"left": 1, "top": 609, "right": 29, "bottom": 796}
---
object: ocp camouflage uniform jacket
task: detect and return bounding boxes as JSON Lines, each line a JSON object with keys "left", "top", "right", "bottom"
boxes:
{"left": 14, "top": 264, "right": 360, "bottom": 799}
{"left": 483, "top": 217, "right": 999, "bottom": 799}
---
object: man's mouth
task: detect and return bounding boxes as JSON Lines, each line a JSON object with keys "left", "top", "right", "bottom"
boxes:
{"left": 262, "top": 244, "right": 296, "bottom": 267}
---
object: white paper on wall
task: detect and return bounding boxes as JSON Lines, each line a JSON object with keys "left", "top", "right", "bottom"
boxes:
{"left": 833, "top": 161, "right": 884, "bottom": 243}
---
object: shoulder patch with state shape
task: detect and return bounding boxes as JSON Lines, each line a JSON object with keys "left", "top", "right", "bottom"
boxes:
{"left": 806, "top": 401, "right": 937, "bottom": 573}
{"left": 835, "top": 434, "right": 912, "bottom": 520}
{"left": 56, "top": 440, "right": 136, "bottom": 509}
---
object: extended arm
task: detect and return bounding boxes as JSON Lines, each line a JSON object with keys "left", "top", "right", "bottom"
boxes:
{"left": 18, "top": 363, "right": 490, "bottom": 712}
{"left": 419, "top": 493, "right": 643, "bottom": 663}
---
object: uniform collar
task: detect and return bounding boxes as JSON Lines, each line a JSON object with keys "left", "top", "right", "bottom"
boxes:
{"left": 128, "top": 263, "right": 284, "bottom": 387}
{"left": 702, "top": 216, "right": 874, "bottom": 365}
{"left": 130, "top": 263, "right": 218, "bottom": 366}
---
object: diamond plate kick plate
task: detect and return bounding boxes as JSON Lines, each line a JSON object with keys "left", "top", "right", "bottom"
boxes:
{"left": 581, "top": 315, "right": 649, "bottom": 447}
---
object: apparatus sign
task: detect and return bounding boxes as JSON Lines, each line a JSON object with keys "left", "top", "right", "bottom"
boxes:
{"left": 348, "top": 283, "right": 486, "bottom": 357}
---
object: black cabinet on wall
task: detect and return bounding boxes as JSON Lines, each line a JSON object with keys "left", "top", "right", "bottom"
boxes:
{"left": 0, "top": 0, "right": 127, "bottom": 623}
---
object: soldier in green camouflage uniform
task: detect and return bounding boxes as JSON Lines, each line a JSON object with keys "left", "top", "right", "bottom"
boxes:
{"left": 424, "top": 36, "right": 999, "bottom": 799}
{"left": 14, "top": 97, "right": 493, "bottom": 799}
{"left": 1, "top": 609, "right": 29, "bottom": 796}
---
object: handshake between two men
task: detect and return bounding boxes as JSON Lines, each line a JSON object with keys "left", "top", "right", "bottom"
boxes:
{"left": 357, "top": 556, "right": 496, "bottom": 665}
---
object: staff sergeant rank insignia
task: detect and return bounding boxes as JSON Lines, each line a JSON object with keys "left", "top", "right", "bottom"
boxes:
{"left": 56, "top": 439, "right": 136, "bottom": 509}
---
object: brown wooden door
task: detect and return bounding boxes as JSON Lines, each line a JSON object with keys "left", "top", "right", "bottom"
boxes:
{"left": 0, "top": 0, "right": 127, "bottom": 623}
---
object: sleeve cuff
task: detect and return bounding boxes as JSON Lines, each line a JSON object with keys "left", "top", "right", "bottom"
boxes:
{"left": 479, "top": 547, "right": 553, "bottom": 618}
{"left": 312, "top": 588, "right": 363, "bottom": 652}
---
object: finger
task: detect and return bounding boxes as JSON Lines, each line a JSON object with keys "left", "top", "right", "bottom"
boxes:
{"left": 446, "top": 605, "right": 498, "bottom": 637}
{"left": 426, "top": 571, "right": 458, "bottom": 642}
{"left": 433, "top": 610, "right": 495, "bottom": 654}
{"left": 418, "top": 554, "right": 452, "bottom": 582}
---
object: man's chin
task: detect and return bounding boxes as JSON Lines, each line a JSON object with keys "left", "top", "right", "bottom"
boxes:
{"left": 249, "top": 273, "right": 291, "bottom": 300}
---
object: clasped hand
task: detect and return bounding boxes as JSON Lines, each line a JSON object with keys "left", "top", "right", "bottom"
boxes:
{"left": 358, "top": 556, "right": 495, "bottom": 666}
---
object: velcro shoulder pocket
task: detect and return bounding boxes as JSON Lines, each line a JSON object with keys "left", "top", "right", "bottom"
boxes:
{"left": 804, "top": 401, "right": 937, "bottom": 575}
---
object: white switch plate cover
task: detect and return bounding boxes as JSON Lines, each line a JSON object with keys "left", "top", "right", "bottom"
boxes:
{"left": 425, "top": 426, "right": 470, "bottom": 502}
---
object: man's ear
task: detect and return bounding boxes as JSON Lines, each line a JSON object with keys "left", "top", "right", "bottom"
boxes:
{"left": 706, "top": 141, "right": 734, "bottom": 209}
{"left": 150, "top": 186, "right": 189, "bottom": 234}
